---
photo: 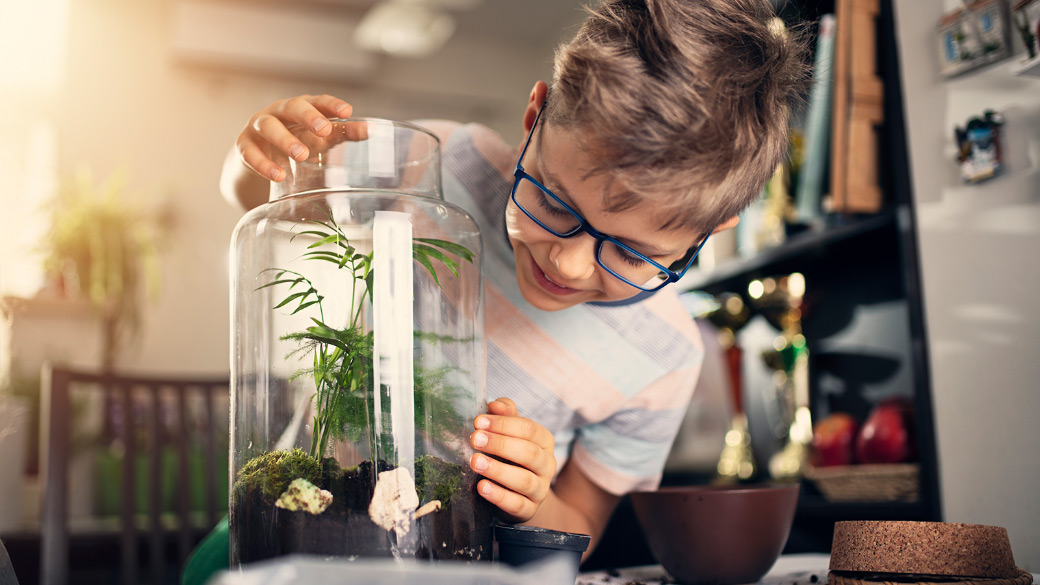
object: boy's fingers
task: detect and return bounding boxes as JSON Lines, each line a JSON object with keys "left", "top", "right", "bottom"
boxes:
{"left": 271, "top": 95, "right": 336, "bottom": 137}
{"left": 474, "top": 413, "right": 553, "bottom": 450}
{"left": 238, "top": 139, "right": 285, "bottom": 183}
{"left": 271, "top": 95, "right": 350, "bottom": 136}
{"left": 250, "top": 114, "right": 311, "bottom": 162}
{"left": 470, "top": 431, "right": 555, "bottom": 479}
{"left": 487, "top": 397, "right": 517, "bottom": 417}
{"left": 470, "top": 453, "right": 548, "bottom": 503}
{"left": 475, "top": 478, "right": 536, "bottom": 522}
{"left": 308, "top": 94, "right": 352, "bottom": 119}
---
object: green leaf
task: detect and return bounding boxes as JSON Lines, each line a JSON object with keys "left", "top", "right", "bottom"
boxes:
{"left": 273, "top": 290, "right": 315, "bottom": 309}
{"left": 414, "top": 244, "right": 460, "bottom": 278}
{"left": 413, "top": 251, "right": 442, "bottom": 288}
{"left": 301, "top": 250, "right": 343, "bottom": 259}
{"left": 291, "top": 229, "right": 334, "bottom": 243}
{"left": 303, "top": 327, "right": 348, "bottom": 351}
{"left": 306, "top": 217, "right": 336, "bottom": 230}
{"left": 415, "top": 238, "right": 474, "bottom": 262}
{"left": 291, "top": 298, "right": 323, "bottom": 315}
{"left": 304, "top": 220, "right": 353, "bottom": 251}
{"left": 308, "top": 234, "right": 345, "bottom": 249}
{"left": 255, "top": 277, "right": 303, "bottom": 291}
{"left": 302, "top": 251, "right": 346, "bottom": 265}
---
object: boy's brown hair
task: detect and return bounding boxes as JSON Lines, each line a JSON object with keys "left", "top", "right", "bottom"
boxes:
{"left": 547, "top": 0, "right": 810, "bottom": 236}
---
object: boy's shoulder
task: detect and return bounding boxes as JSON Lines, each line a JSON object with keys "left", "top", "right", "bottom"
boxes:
{"left": 595, "top": 285, "right": 705, "bottom": 359}
{"left": 412, "top": 120, "right": 514, "bottom": 179}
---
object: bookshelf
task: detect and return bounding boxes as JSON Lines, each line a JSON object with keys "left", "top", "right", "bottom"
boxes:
{"left": 678, "top": 0, "right": 940, "bottom": 554}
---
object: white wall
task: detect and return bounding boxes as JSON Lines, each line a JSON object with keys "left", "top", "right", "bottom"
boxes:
{"left": 4, "top": 0, "right": 579, "bottom": 375}
{"left": 894, "top": 0, "right": 1040, "bottom": 570}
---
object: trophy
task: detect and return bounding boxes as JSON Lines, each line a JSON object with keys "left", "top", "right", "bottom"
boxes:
{"left": 705, "top": 293, "right": 756, "bottom": 483}
{"left": 749, "top": 273, "right": 813, "bottom": 481}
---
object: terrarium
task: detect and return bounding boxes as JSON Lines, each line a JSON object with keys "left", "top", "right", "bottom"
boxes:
{"left": 228, "top": 119, "right": 490, "bottom": 566}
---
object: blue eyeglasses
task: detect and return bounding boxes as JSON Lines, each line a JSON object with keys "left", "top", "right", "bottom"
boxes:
{"left": 510, "top": 100, "right": 712, "bottom": 292}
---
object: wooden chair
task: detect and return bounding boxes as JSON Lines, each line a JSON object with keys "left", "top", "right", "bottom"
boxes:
{"left": 39, "top": 364, "right": 230, "bottom": 585}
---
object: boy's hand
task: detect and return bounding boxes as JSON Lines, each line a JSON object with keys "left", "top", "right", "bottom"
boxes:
{"left": 469, "top": 398, "right": 556, "bottom": 523}
{"left": 236, "top": 94, "right": 352, "bottom": 183}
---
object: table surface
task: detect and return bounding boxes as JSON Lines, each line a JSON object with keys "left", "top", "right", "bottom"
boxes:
{"left": 577, "top": 554, "right": 1040, "bottom": 585}
{"left": 578, "top": 553, "right": 832, "bottom": 585}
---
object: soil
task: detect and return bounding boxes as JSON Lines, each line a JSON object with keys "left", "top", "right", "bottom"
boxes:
{"left": 233, "top": 456, "right": 493, "bottom": 563}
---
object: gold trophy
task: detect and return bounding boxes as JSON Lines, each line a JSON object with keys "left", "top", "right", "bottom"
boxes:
{"left": 749, "top": 274, "right": 813, "bottom": 482}
{"left": 706, "top": 293, "right": 756, "bottom": 483}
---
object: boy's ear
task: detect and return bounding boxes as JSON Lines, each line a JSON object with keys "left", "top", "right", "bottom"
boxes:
{"left": 712, "top": 215, "right": 740, "bottom": 234}
{"left": 522, "top": 81, "right": 550, "bottom": 134}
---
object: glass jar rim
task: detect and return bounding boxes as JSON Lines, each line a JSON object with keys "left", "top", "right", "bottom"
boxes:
{"left": 273, "top": 117, "right": 443, "bottom": 202}
{"left": 285, "top": 117, "right": 440, "bottom": 142}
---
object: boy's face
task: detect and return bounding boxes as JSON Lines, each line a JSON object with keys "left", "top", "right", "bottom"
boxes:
{"left": 505, "top": 121, "right": 702, "bottom": 312}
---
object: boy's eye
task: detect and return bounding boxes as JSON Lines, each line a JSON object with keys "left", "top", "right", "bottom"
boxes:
{"left": 615, "top": 244, "right": 648, "bottom": 268}
{"left": 536, "top": 190, "right": 572, "bottom": 218}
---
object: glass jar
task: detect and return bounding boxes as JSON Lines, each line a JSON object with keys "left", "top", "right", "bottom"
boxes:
{"left": 229, "top": 119, "right": 490, "bottom": 566}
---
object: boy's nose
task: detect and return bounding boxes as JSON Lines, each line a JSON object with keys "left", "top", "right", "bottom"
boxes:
{"left": 548, "top": 234, "right": 597, "bottom": 281}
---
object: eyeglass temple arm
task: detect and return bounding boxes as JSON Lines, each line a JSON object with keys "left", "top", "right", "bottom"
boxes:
{"left": 669, "top": 229, "right": 715, "bottom": 279}
{"left": 517, "top": 100, "right": 548, "bottom": 167}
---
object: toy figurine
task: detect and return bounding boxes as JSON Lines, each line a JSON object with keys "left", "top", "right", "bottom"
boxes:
{"left": 954, "top": 110, "right": 1005, "bottom": 184}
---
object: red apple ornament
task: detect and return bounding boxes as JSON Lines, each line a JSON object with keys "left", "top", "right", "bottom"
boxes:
{"left": 855, "top": 397, "right": 917, "bottom": 464}
{"left": 811, "top": 412, "right": 859, "bottom": 467}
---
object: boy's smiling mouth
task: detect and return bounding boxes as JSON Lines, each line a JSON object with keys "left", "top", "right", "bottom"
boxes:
{"left": 530, "top": 257, "right": 582, "bottom": 296}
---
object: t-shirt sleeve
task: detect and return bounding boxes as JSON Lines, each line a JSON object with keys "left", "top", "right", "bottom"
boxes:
{"left": 410, "top": 119, "right": 462, "bottom": 146}
{"left": 569, "top": 363, "right": 702, "bottom": 495}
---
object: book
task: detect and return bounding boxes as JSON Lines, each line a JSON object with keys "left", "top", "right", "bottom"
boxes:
{"left": 795, "top": 14, "right": 835, "bottom": 223}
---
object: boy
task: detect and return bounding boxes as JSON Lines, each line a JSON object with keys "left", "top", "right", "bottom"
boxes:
{"left": 198, "top": 0, "right": 806, "bottom": 579}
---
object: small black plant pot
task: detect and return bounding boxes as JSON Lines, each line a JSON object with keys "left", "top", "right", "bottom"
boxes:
{"left": 494, "top": 524, "right": 590, "bottom": 582}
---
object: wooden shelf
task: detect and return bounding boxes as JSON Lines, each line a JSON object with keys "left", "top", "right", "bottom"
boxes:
{"left": 678, "top": 211, "right": 897, "bottom": 293}
{"left": 795, "top": 491, "right": 930, "bottom": 520}
{"left": 1, "top": 295, "right": 94, "bottom": 321}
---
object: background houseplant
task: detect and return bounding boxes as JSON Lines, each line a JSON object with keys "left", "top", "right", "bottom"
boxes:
{"left": 38, "top": 166, "right": 169, "bottom": 370}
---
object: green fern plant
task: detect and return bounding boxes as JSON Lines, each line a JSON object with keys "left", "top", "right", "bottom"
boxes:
{"left": 258, "top": 208, "right": 474, "bottom": 463}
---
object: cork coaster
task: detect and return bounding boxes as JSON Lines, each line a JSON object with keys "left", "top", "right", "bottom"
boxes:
{"left": 830, "top": 521, "right": 1018, "bottom": 579}
{"left": 828, "top": 568, "right": 1035, "bottom": 585}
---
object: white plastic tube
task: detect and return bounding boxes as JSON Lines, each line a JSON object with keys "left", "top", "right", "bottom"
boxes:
{"left": 372, "top": 210, "right": 415, "bottom": 468}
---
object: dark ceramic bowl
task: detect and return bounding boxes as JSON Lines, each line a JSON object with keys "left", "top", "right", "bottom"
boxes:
{"left": 630, "top": 483, "right": 800, "bottom": 585}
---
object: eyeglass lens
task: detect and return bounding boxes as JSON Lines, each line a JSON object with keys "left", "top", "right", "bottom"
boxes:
{"left": 514, "top": 176, "right": 670, "bottom": 287}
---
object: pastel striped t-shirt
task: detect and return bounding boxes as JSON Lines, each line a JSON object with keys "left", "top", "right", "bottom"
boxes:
{"left": 422, "top": 120, "right": 704, "bottom": 496}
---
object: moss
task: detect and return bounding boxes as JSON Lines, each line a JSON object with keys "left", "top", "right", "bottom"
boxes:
{"left": 234, "top": 448, "right": 324, "bottom": 501}
{"left": 320, "top": 456, "right": 342, "bottom": 484}
{"left": 415, "top": 455, "right": 464, "bottom": 507}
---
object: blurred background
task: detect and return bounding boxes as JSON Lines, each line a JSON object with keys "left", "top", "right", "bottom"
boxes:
{"left": 0, "top": 0, "right": 590, "bottom": 377}
{"left": 1, "top": 0, "right": 1038, "bottom": 582}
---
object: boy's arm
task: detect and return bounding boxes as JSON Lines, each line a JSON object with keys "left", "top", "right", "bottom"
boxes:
{"left": 220, "top": 146, "right": 272, "bottom": 211}
{"left": 527, "top": 460, "right": 621, "bottom": 561}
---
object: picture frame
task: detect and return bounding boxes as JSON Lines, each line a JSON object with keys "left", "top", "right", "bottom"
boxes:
{"left": 1012, "top": 0, "right": 1040, "bottom": 61}
{"left": 937, "top": 0, "right": 1012, "bottom": 78}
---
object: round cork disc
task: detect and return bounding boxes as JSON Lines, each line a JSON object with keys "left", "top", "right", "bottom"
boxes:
{"left": 829, "top": 521, "right": 1019, "bottom": 579}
